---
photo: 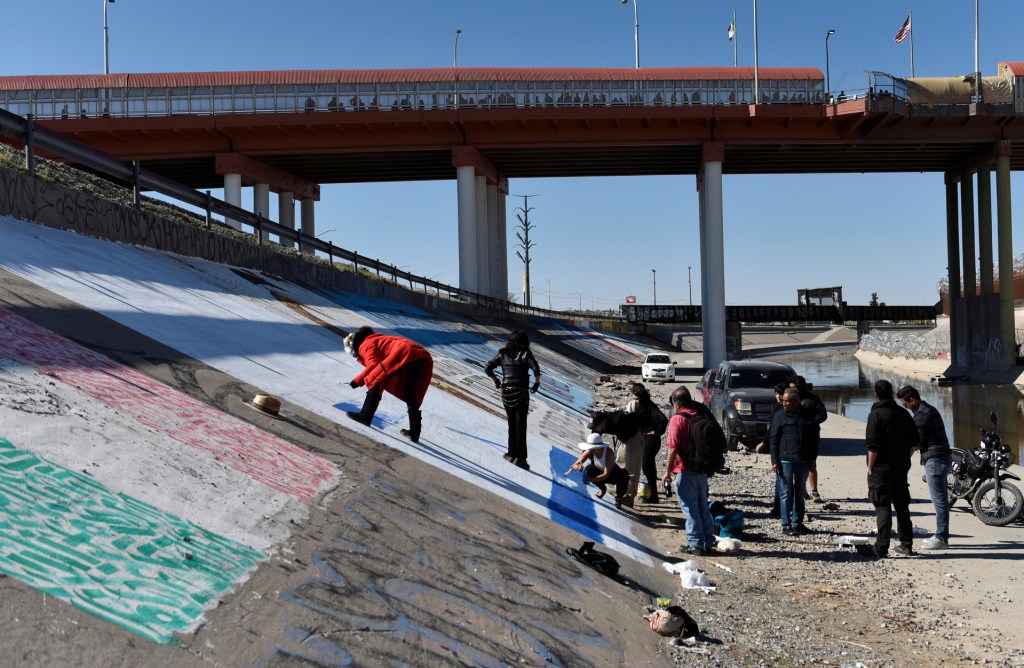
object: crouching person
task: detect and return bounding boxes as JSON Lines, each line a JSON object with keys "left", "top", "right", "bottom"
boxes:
{"left": 567, "top": 433, "right": 631, "bottom": 507}
{"left": 345, "top": 326, "right": 433, "bottom": 443}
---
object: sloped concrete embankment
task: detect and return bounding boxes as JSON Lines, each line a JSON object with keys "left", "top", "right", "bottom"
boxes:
{"left": 0, "top": 233, "right": 674, "bottom": 665}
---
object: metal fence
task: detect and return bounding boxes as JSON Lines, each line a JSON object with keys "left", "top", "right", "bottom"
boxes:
{"left": 0, "top": 107, "right": 579, "bottom": 320}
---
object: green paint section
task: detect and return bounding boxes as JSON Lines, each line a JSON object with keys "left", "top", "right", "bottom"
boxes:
{"left": 0, "top": 438, "right": 264, "bottom": 643}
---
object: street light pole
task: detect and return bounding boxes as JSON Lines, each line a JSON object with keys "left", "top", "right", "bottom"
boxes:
{"left": 688, "top": 266, "right": 692, "bottom": 306}
{"left": 453, "top": 28, "right": 462, "bottom": 68}
{"left": 103, "top": 0, "right": 114, "bottom": 75}
{"left": 652, "top": 268, "right": 657, "bottom": 306}
{"left": 620, "top": 0, "right": 639, "bottom": 69}
{"left": 825, "top": 29, "right": 836, "bottom": 103}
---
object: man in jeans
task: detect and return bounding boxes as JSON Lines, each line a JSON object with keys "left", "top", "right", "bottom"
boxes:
{"left": 768, "top": 388, "right": 819, "bottom": 536}
{"left": 897, "top": 385, "right": 951, "bottom": 550}
{"left": 662, "top": 386, "right": 716, "bottom": 555}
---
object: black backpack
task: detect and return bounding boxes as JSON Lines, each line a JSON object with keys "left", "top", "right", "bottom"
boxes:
{"left": 684, "top": 413, "right": 727, "bottom": 475}
{"left": 566, "top": 541, "right": 620, "bottom": 577}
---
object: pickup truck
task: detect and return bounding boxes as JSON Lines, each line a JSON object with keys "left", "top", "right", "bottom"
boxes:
{"left": 706, "top": 360, "right": 795, "bottom": 450}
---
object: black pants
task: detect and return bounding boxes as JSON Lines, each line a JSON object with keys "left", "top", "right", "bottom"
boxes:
{"left": 641, "top": 434, "right": 662, "bottom": 494}
{"left": 868, "top": 467, "right": 913, "bottom": 555}
{"left": 585, "top": 464, "right": 630, "bottom": 498}
{"left": 502, "top": 386, "right": 529, "bottom": 462}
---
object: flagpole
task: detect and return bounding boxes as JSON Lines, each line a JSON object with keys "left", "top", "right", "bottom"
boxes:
{"left": 753, "top": 0, "right": 759, "bottom": 104}
{"left": 909, "top": 10, "right": 915, "bottom": 77}
{"left": 974, "top": 0, "right": 981, "bottom": 102}
{"left": 733, "top": 10, "right": 738, "bottom": 67}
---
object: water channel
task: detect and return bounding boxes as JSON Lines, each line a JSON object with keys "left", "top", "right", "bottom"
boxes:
{"left": 759, "top": 347, "right": 1024, "bottom": 462}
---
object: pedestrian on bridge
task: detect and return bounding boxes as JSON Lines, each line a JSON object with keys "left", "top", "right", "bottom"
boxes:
{"left": 344, "top": 326, "right": 433, "bottom": 443}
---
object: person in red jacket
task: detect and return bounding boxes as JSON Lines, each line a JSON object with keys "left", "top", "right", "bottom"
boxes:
{"left": 344, "top": 326, "right": 433, "bottom": 443}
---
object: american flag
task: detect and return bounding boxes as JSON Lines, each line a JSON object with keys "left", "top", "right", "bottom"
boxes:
{"left": 894, "top": 14, "right": 911, "bottom": 44}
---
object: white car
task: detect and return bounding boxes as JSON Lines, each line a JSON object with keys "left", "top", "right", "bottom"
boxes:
{"left": 641, "top": 353, "right": 675, "bottom": 382}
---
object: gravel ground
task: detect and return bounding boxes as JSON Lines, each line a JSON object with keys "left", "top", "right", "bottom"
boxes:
{"left": 591, "top": 375, "right": 1024, "bottom": 668}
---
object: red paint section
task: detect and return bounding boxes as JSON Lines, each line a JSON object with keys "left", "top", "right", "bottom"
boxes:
{"left": 0, "top": 308, "right": 335, "bottom": 504}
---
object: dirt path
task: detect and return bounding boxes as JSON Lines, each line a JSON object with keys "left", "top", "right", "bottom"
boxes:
{"left": 592, "top": 365, "right": 1024, "bottom": 667}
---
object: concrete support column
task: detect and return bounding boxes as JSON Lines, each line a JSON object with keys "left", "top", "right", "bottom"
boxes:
{"left": 699, "top": 143, "right": 726, "bottom": 370}
{"left": 497, "top": 191, "right": 508, "bottom": 303}
{"left": 944, "top": 174, "right": 962, "bottom": 367}
{"left": 995, "top": 144, "right": 1016, "bottom": 368}
{"left": 279, "top": 192, "right": 295, "bottom": 247}
{"left": 253, "top": 183, "right": 270, "bottom": 218}
{"left": 961, "top": 175, "right": 977, "bottom": 366}
{"left": 475, "top": 175, "right": 488, "bottom": 300}
{"left": 486, "top": 183, "right": 499, "bottom": 299}
{"left": 223, "top": 173, "right": 242, "bottom": 230}
{"left": 960, "top": 176, "right": 977, "bottom": 300}
{"left": 977, "top": 167, "right": 994, "bottom": 294}
{"left": 976, "top": 166, "right": 994, "bottom": 368}
{"left": 253, "top": 183, "right": 271, "bottom": 241}
{"left": 456, "top": 165, "right": 478, "bottom": 294}
{"left": 300, "top": 199, "right": 315, "bottom": 255}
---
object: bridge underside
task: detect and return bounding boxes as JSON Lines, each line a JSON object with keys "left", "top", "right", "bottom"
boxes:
{"left": 36, "top": 101, "right": 1024, "bottom": 188}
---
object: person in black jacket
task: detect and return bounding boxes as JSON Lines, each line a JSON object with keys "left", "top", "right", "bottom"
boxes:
{"left": 485, "top": 331, "right": 541, "bottom": 470}
{"left": 897, "top": 385, "right": 951, "bottom": 550}
{"left": 768, "top": 388, "right": 820, "bottom": 536}
{"left": 758, "top": 383, "right": 788, "bottom": 517}
{"left": 789, "top": 375, "right": 828, "bottom": 503}
{"left": 627, "top": 386, "right": 669, "bottom": 504}
{"left": 865, "top": 380, "right": 919, "bottom": 558}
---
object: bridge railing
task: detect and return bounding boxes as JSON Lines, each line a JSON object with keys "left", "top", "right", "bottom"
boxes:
{"left": 0, "top": 107, "right": 584, "bottom": 320}
{"left": 0, "top": 76, "right": 825, "bottom": 121}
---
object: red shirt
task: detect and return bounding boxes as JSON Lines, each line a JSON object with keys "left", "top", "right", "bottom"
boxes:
{"left": 666, "top": 407, "right": 698, "bottom": 474}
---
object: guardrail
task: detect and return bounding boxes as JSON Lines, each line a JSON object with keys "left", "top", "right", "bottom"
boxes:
{"left": 0, "top": 107, "right": 598, "bottom": 321}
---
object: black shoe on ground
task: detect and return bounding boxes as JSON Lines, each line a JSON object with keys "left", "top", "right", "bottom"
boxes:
{"left": 346, "top": 411, "right": 373, "bottom": 426}
{"left": 400, "top": 428, "right": 419, "bottom": 443}
{"left": 640, "top": 494, "right": 660, "bottom": 504}
{"left": 893, "top": 545, "right": 916, "bottom": 557}
{"left": 514, "top": 459, "right": 530, "bottom": 471}
{"left": 679, "top": 545, "right": 705, "bottom": 556}
{"left": 794, "top": 524, "right": 813, "bottom": 535}
{"left": 503, "top": 453, "right": 516, "bottom": 463}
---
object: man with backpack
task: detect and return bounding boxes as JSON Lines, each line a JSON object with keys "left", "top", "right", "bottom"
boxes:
{"left": 661, "top": 386, "right": 725, "bottom": 555}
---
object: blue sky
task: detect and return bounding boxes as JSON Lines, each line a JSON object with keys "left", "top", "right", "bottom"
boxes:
{"left": 7, "top": 1, "right": 1023, "bottom": 309}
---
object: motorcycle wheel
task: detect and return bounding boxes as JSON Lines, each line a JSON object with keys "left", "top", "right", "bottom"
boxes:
{"left": 947, "top": 450, "right": 972, "bottom": 506}
{"left": 971, "top": 480, "right": 1024, "bottom": 526}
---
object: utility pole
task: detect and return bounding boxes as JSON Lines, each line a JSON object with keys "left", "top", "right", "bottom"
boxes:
{"left": 513, "top": 194, "right": 537, "bottom": 307}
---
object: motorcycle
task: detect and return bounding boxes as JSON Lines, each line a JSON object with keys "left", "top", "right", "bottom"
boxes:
{"left": 947, "top": 412, "right": 1022, "bottom": 527}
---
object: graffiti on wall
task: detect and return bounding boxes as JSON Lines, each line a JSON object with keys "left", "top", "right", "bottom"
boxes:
{"left": 0, "top": 306, "right": 337, "bottom": 504}
{"left": 0, "top": 437, "right": 263, "bottom": 643}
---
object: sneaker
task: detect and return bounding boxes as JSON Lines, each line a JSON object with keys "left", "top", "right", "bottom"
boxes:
{"left": 679, "top": 545, "right": 705, "bottom": 556}
{"left": 794, "top": 524, "right": 813, "bottom": 535}
{"left": 920, "top": 536, "right": 948, "bottom": 550}
{"left": 781, "top": 525, "right": 792, "bottom": 535}
{"left": 810, "top": 491, "right": 824, "bottom": 504}
{"left": 893, "top": 545, "right": 916, "bottom": 557}
{"left": 513, "top": 459, "right": 530, "bottom": 471}
{"left": 400, "top": 429, "right": 419, "bottom": 443}
{"left": 784, "top": 528, "right": 801, "bottom": 537}
{"left": 616, "top": 494, "right": 635, "bottom": 508}
{"left": 503, "top": 453, "right": 516, "bottom": 463}
{"left": 346, "top": 411, "right": 373, "bottom": 426}
{"left": 640, "top": 494, "right": 661, "bottom": 505}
